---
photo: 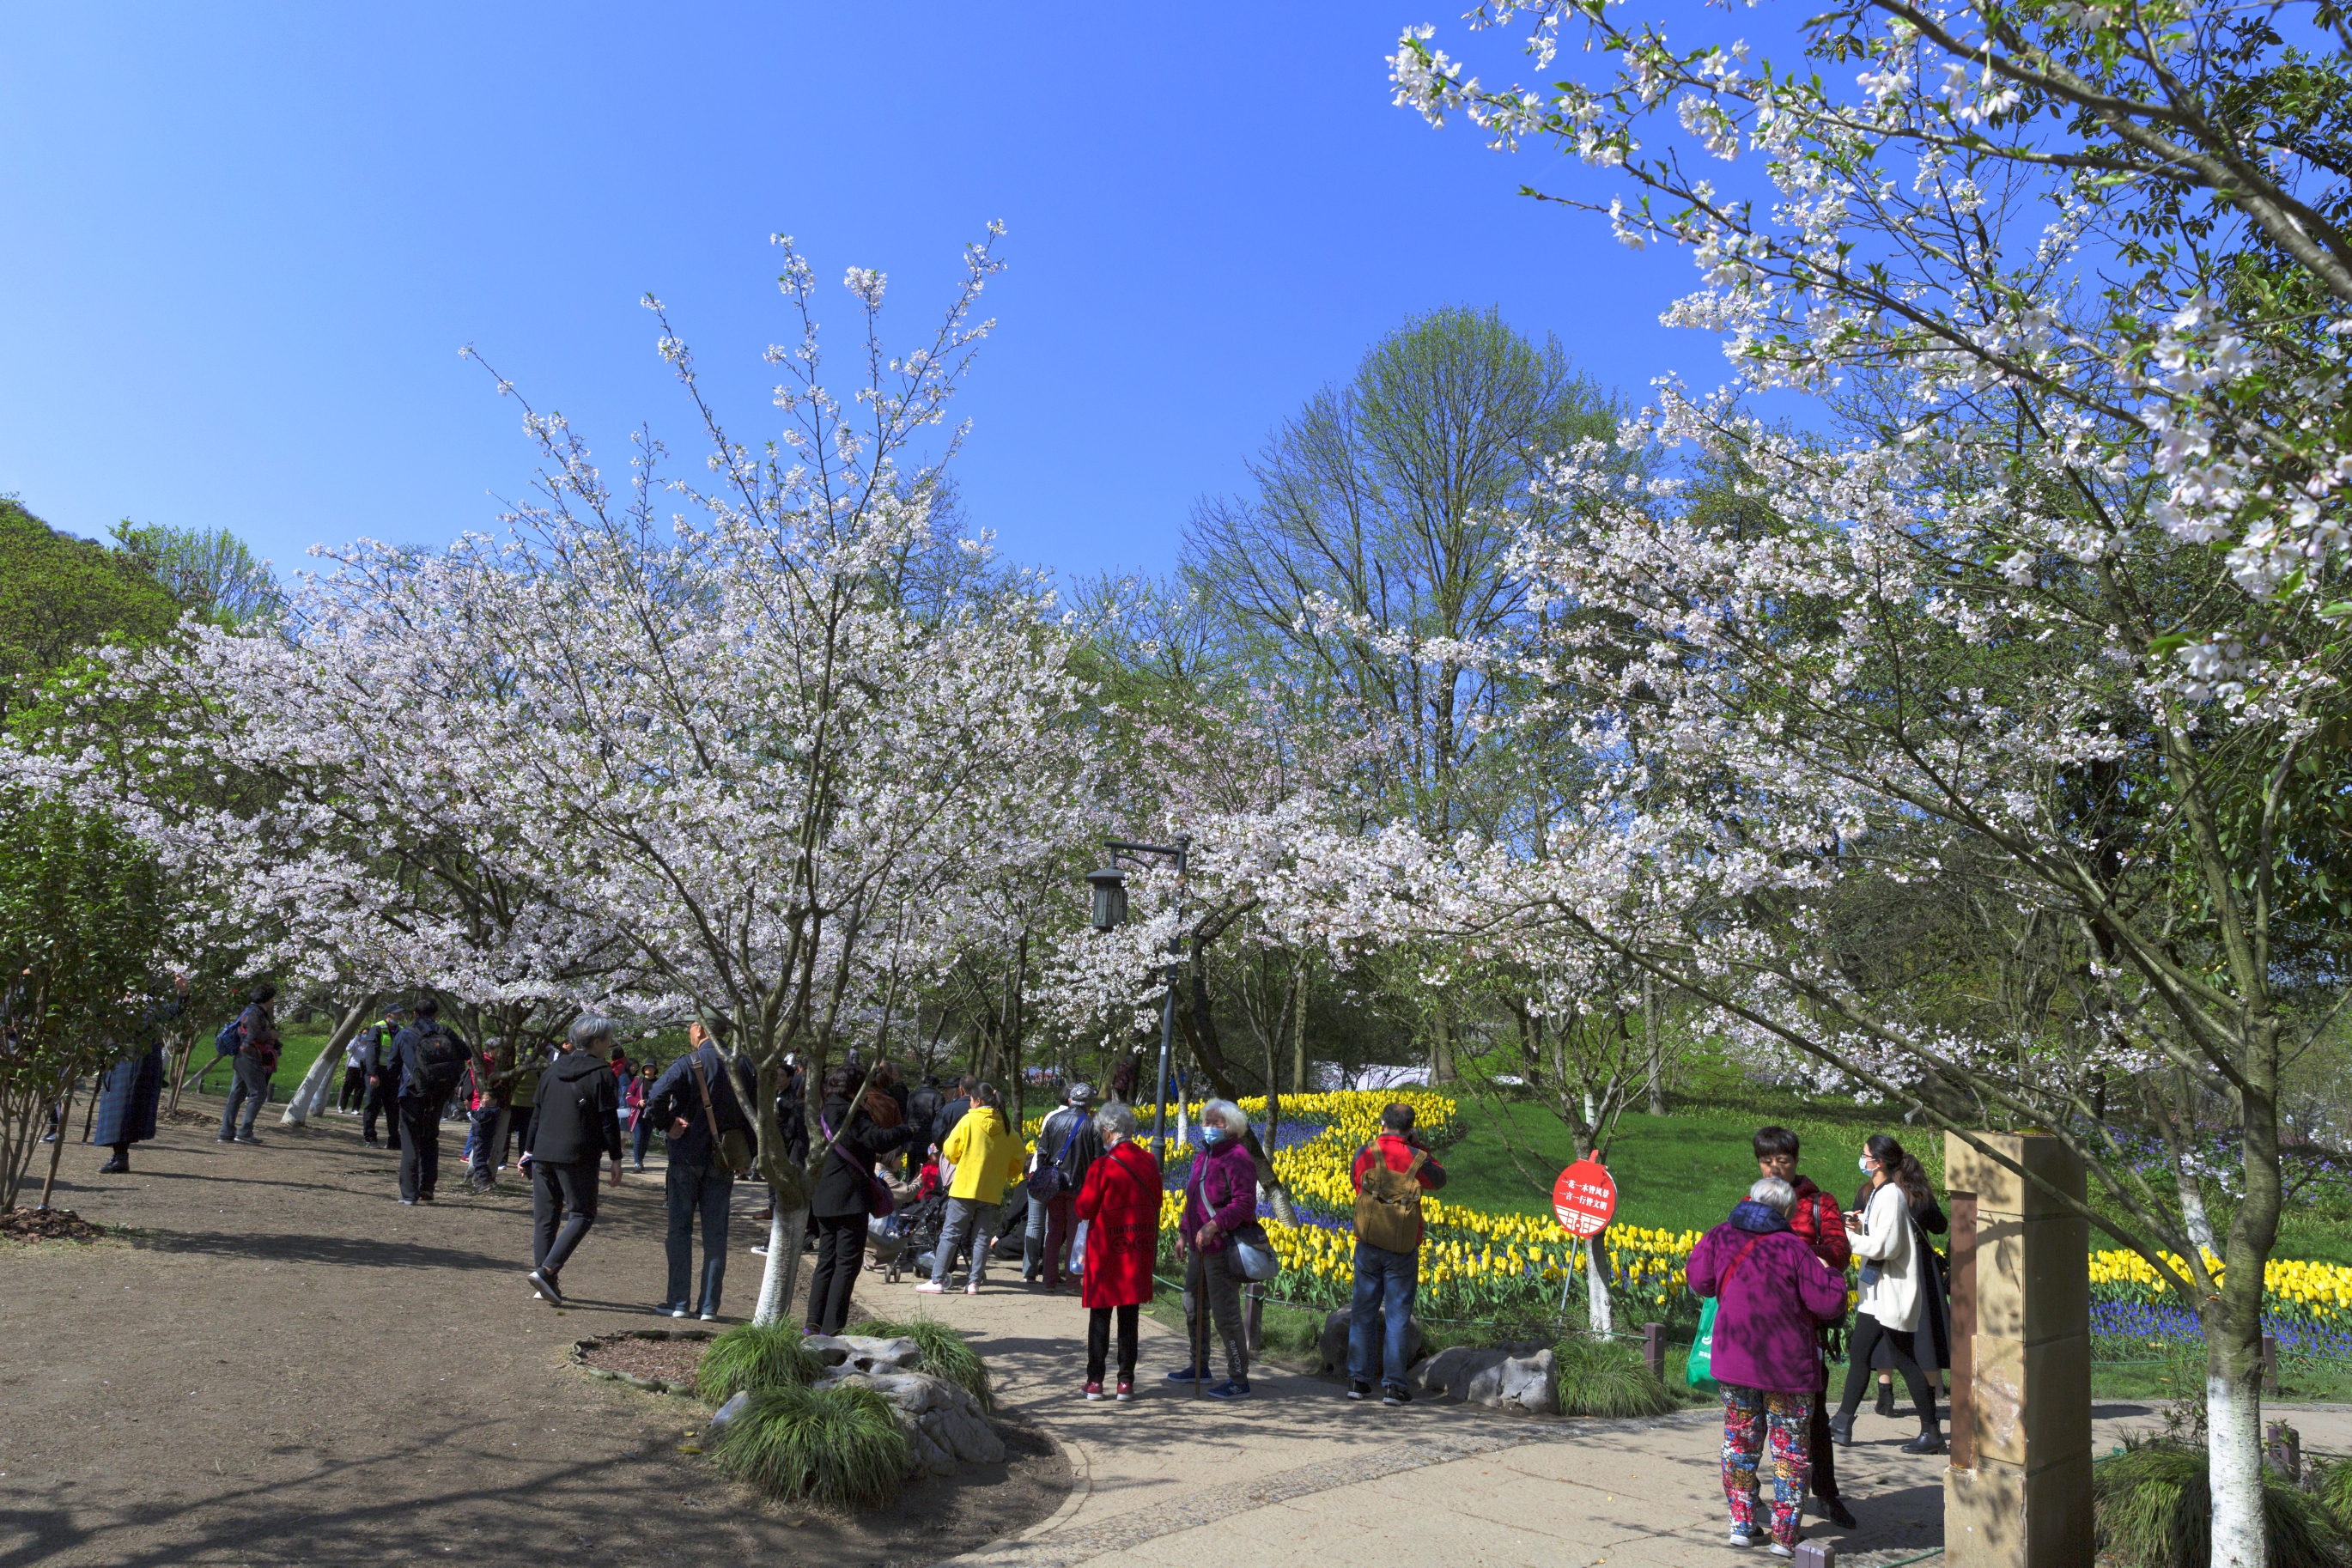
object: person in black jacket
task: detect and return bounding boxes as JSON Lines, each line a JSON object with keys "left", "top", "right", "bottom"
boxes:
{"left": 906, "top": 1074, "right": 945, "bottom": 1179}
{"left": 806, "top": 1067, "right": 917, "bottom": 1334}
{"left": 641, "top": 1013, "right": 755, "bottom": 1320}
{"left": 932, "top": 1077, "right": 975, "bottom": 1183}
{"left": 522, "top": 1016, "right": 625, "bottom": 1307}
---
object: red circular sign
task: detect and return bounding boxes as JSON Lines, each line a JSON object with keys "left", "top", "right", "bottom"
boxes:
{"left": 1552, "top": 1158, "right": 1618, "bottom": 1238}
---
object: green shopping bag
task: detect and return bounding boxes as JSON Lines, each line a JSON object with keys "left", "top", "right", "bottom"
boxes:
{"left": 1688, "top": 1296, "right": 1721, "bottom": 1394}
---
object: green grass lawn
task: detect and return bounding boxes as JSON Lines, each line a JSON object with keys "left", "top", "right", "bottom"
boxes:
{"left": 1433, "top": 1095, "right": 1905, "bottom": 1237}
{"left": 1433, "top": 1092, "right": 2352, "bottom": 1268}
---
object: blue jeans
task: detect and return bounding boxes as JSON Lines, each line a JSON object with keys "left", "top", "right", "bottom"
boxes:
{"left": 218, "top": 1055, "right": 272, "bottom": 1140}
{"left": 1349, "top": 1238, "right": 1419, "bottom": 1390}
{"left": 664, "top": 1160, "right": 732, "bottom": 1315}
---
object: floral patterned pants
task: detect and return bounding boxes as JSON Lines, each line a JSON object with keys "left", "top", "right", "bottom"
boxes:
{"left": 1722, "top": 1385, "right": 1813, "bottom": 1547}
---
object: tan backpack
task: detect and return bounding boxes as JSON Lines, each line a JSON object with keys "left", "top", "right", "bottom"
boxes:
{"left": 1353, "top": 1140, "right": 1430, "bottom": 1253}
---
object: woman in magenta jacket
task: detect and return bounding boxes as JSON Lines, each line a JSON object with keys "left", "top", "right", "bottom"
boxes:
{"left": 1687, "top": 1176, "right": 1852, "bottom": 1553}
{"left": 1171, "top": 1099, "right": 1260, "bottom": 1399}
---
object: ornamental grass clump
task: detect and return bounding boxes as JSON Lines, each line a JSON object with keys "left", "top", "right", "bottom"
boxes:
{"left": 1553, "top": 1336, "right": 1678, "bottom": 1419}
{"left": 705, "top": 1383, "right": 909, "bottom": 1510}
{"left": 2092, "top": 1440, "right": 2345, "bottom": 1568}
{"left": 860, "top": 1316, "right": 992, "bottom": 1413}
{"left": 695, "top": 1322, "right": 820, "bottom": 1403}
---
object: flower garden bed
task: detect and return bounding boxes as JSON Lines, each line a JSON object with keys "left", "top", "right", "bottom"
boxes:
{"left": 572, "top": 1328, "right": 714, "bottom": 1394}
{"left": 1044, "top": 1089, "right": 2352, "bottom": 1368}
{"left": 2, "top": 1206, "right": 107, "bottom": 1243}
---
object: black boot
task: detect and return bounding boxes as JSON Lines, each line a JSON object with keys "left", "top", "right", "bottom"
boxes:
{"left": 1874, "top": 1380, "right": 1896, "bottom": 1418}
{"left": 1900, "top": 1427, "right": 1947, "bottom": 1456}
{"left": 1827, "top": 1411, "right": 1855, "bottom": 1447}
{"left": 98, "top": 1153, "right": 130, "bottom": 1174}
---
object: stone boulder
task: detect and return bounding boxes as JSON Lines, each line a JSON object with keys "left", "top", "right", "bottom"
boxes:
{"left": 1318, "top": 1309, "right": 1425, "bottom": 1380}
{"left": 802, "top": 1334, "right": 924, "bottom": 1374}
{"left": 1412, "top": 1341, "right": 1559, "bottom": 1415}
{"left": 811, "top": 1364, "right": 1005, "bottom": 1478}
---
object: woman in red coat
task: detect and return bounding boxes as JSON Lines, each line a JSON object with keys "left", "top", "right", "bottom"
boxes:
{"left": 1075, "top": 1101, "right": 1163, "bottom": 1401}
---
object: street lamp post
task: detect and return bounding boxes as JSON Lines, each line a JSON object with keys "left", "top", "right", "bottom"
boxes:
{"left": 1086, "top": 833, "right": 1189, "bottom": 1163}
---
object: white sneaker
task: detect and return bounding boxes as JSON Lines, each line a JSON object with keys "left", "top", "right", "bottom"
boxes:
{"left": 965, "top": 1281, "right": 982, "bottom": 1295}
{"left": 749, "top": 1244, "right": 769, "bottom": 1256}
{"left": 1768, "top": 1546, "right": 1794, "bottom": 1559}
{"left": 1729, "top": 1531, "right": 1754, "bottom": 1548}
{"left": 699, "top": 1312, "right": 718, "bottom": 1322}
{"left": 915, "top": 1281, "right": 945, "bottom": 1294}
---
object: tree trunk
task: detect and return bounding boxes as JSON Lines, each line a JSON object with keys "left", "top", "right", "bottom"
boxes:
{"left": 1585, "top": 1231, "right": 1614, "bottom": 1336}
{"left": 39, "top": 1081, "right": 75, "bottom": 1209}
{"left": 1642, "top": 975, "right": 1667, "bottom": 1115}
{"left": 1430, "top": 1010, "right": 1456, "bottom": 1085}
{"left": 2207, "top": 1329, "right": 2267, "bottom": 1567}
{"left": 751, "top": 1199, "right": 809, "bottom": 1327}
{"left": 279, "top": 998, "right": 375, "bottom": 1127}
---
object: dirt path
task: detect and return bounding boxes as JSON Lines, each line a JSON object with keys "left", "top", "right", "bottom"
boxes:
{"left": 0, "top": 1109, "right": 1067, "bottom": 1567}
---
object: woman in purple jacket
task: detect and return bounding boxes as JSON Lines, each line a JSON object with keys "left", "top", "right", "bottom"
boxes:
{"left": 1170, "top": 1099, "right": 1260, "bottom": 1400}
{"left": 1687, "top": 1176, "right": 1852, "bottom": 1553}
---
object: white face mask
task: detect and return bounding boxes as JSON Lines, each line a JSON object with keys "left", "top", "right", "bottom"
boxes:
{"left": 1859, "top": 1157, "right": 1875, "bottom": 1174}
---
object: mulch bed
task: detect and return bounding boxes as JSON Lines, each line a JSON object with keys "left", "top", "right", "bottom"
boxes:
{"left": 580, "top": 1333, "right": 708, "bottom": 1391}
{"left": 2, "top": 1206, "right": 106, "bottom": 1243}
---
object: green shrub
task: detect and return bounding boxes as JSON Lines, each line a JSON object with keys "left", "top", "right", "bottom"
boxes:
{"left": 859, "top": 1316, "right": 993, "bottom": 1413}
{"left": 696, "top": 1322, "right": 820, "bottom": 1403}
{"left": 706, "top": 1383, "right": 909, "bottom": 1509}
{"left": 2092, "top": 1440, "right": 2345, "bottom": 1568}
{"left": 1553, "top": 1336, "right": 1679, "bottom": 1419}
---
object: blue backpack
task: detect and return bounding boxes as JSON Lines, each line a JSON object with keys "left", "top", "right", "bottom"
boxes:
{"left": 213, "top": 1015, "right": 244, "bottom": 1056}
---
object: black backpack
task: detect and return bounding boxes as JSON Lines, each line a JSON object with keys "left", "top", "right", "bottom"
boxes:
{"left": 404, "top": 1025, "right": 469, "bottom": 1103}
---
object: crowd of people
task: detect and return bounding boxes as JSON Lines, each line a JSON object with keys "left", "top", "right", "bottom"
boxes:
{"left": 74, "top": 992, "right": 1948, "bottom": 1555}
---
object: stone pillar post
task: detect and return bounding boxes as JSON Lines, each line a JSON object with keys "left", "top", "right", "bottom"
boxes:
{"left": 1943, "top": 1133, "right": 2093, "bottom": 1567}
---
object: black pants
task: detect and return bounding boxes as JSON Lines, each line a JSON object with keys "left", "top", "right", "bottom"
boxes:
{"left": 1088, "top": 1304, "right": 1140, "bottom": 1384}
{"left": 338, "top": 1066, "right": 366, "bottom": 1112}
{"left": 1808, "top": 1346, "right": 1839, "bottom": 1500}
{"left": 1838, "top": 1315, "right": 1936, "bottom": 1430}
{"left": 366, "top": 1079, "right": 399, "bottom": 1146}
{"left": 532, "top": 1158, "right": 602, "bottom": 1279}
{"left": 805, "top": 1212, "right": 869, "bottom": 1334}
{"left": 398, "top": 1098, "right": 441, "bottom": 1201}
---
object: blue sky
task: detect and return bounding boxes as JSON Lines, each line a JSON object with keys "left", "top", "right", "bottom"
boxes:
{"left": 0, "top": 3, "right": 1721, "bottom": 587}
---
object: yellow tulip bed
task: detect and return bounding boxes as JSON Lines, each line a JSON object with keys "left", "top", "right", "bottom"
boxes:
{"left": 1022, "top": 1089, "right": 2352, "bottom": 1350}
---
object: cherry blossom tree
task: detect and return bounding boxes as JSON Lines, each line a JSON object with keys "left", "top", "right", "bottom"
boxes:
{"left": 435, "top": 228, "right": 1093, "bottom": 1322}
{"left": 1390, "top": 5, "right": 2352, "bottom": 1552}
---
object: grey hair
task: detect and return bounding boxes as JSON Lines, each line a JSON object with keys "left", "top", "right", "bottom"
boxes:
{"left": 1200, "top": 1098, "right": 1244, "bottom": 1132}
{"left": 568, "top": 1014, "right": 620, "bottom": 1050}
{"left": 1094, "top": 1102, "right": 1137, "bottom": 1140}
{"left": 1748, "top": 1176, "right": 1796, "bottom": 1215}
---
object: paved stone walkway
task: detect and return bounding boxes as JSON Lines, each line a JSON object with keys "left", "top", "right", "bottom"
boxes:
{"left": 866, "top": 1267, "right": 1959, "bottom": 1568}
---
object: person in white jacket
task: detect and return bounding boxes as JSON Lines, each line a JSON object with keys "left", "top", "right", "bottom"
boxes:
{"left": 1829, "top": 1133, "right": 1945, "bottom": 1454}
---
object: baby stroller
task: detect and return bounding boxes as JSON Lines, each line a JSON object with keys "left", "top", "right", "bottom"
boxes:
{"left": 872, "top": 1191, "right": 949, "bottom": 1284}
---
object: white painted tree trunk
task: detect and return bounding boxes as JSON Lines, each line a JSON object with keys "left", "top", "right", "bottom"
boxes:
{"left": 1585, "top": 1231, "right": 1614, "bottom": 1337}
{"left": 2183, "top": 1186, "right": 2217, "bottom": 1255}
{"left": 280, "top": 1000, "right": 374, "bottom": 1127}
{"left": 1176, "top": 1095, "right": 1190, "bottom": 1147}
{"left": 2208, "top": 1371, "right": 2268, "bottom": 1568}
{"left": 751, "top": 1198, "right": 808, "bottom": 1327}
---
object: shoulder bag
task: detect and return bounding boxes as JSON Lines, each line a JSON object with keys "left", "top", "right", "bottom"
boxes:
{"left": 820, "top": 1111, "right": 896, "bottom": 1217}
{"left": 688, "top": 1048, "right": 756, "bottom": 1177}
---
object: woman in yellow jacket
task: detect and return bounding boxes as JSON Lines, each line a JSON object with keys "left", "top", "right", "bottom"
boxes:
{"left": 918, "top": 1084, "right": 1018, "bottom": 1294}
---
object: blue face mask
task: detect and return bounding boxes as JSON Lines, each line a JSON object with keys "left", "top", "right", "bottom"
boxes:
{"left": 1859, "top": 1156, "right": 1875, "bottom": 1174}
{"left": 1200, "top": 1127, "right": 1227, "bottom": 1146}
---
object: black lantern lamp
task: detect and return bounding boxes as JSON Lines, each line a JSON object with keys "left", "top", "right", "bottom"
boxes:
{"left": 1086, "top": 866, "right": 1128, "bottom": 932}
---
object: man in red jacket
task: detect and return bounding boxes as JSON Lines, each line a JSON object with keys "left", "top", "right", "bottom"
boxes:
{"left": 1755, "top": 1125, "right": 1856, "bottom": 1528}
